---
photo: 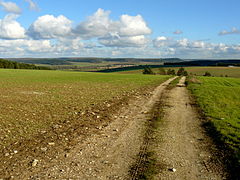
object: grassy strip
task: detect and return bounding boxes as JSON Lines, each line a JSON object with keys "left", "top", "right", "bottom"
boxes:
{"left": 129, "top": 99, "right": 164, "bottom": 179}
{"left": 129, "top": 77, "right": 180, "bottom": 179}
{"left": 166, "top": 76, "right": 180, "bottom": 90}
{"left": 186, "top": 76, "right": 240, "bottom": 177}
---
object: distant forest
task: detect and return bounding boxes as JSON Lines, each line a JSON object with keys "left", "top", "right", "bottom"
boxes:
{"left": 0, "top": 59, "right": 51, "bottom": 70}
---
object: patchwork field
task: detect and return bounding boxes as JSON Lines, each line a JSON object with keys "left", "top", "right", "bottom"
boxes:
{"left": 187, "top": 76, "right": 240, "bottom": 157}
{"left": 0, "top": 69, "right": 169, "bottom": 148}
{"left": 117, "top": 66, "right": 240, "bottom": 78}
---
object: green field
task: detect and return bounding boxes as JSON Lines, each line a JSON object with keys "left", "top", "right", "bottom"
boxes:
{"left": 117, "top": 66, "right": 240, "bottom": 78}
{"left": 187, "top": 76, "right": 240, "bottom": 158}
{"left": 0, "top": 69, "right": 169, "bottom": 147}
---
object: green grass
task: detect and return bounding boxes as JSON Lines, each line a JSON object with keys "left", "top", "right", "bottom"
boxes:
{"left": 187, "top": 76, "right": 240, "bottom": 158}
{"left": 167, "top": 76, "right": 181, "bottom": 90}
{"left": 179, "top": 67, "right": 240, "bottom": 77}
{"left": 0, "top": 69, "right": 170, "bottom": 147}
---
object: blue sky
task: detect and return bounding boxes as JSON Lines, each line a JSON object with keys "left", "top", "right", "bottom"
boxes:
{"left": 0, "top": 0, "right": 239, "bottom": 58}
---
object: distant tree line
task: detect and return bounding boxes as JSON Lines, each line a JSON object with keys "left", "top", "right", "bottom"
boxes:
{"left": 0, "top": 59, "right": 51, "bottom": 70}
{"left": 143, "top": 66, "right": 188, "bottom": 76}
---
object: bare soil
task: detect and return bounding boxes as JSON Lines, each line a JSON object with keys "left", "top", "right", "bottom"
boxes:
{"left": 0, "top": 77, "right": 229, "bottom": 180}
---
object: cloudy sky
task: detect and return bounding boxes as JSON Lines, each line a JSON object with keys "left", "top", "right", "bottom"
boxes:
{"left": 0, "top": 0, "right": 240, "bottom": 58}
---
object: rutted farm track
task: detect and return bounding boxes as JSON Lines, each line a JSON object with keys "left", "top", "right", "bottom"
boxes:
{"left": 1, "top": 77, "right": 229, "bottom": 179}
{"left": 28, "top": 77, "right": 176, "bottom": 180}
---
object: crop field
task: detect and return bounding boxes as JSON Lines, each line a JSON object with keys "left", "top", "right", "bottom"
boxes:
{"left": 0, "top": 69, "right": 170, "bottom": 148}
{"left": 187, "top": 76, "right": 240, "bottom": 156}
{"left": 117, "top": 66, "right": 240, "bottom": 78}
{"left": 175, "top": 67, "right": 240, "bottom": 77}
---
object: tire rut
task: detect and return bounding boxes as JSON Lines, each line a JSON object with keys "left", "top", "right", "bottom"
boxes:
{"left": 27, "top": 77, "right": 177, "bottom": 180}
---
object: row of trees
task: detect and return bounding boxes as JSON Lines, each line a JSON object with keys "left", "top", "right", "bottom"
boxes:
{"left": 0, "top": 59, "right": 51, "bottom": 70}
{"left": 143, "top": 66, "right": 188, "bottom": 76}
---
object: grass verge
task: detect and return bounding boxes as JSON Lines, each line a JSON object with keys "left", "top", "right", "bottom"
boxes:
{"left": 186, "top": 76, "right": 240, "bottom": 178}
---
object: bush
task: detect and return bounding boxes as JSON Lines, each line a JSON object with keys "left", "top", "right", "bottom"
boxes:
{"left": 166, "top": 69, "right": 176, "bottom": 75}
{"left": 183, "top": 70, "right": 188, "bottom": 76}
{"left": 177, "top": 67, "right": 188, "bottom": 76}
{"left": 204, "top": 71, "right": 211, "bottom": 76}
{"left": 143, "top": 66, "right": 155, "bottom": 75}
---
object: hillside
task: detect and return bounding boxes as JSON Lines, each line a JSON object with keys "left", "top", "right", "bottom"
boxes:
{"left": 0, "top": 59, "right": 51, "bottom": 70}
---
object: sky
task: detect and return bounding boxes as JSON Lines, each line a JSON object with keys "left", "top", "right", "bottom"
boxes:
{"left": 0, "top": 0, "right": 240, "bottom": 58}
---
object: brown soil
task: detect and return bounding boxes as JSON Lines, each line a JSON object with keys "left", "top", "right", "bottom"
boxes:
{"left": 0, "top": 77, "right": 229, "bottom": 180}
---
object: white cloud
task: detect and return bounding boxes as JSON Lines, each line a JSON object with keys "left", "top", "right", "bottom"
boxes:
{"left": 74, "top": 8, "right": 151, "bottom": 47}
{"left": 153, "top": 36, "right": 240, "bottom": 58}
{"left": 0, "top": 8, "right": 239, "bottom": 58}
{"left": 28, "top": 15, "right": 72, "bottom": 39}
{"left": 99, "top": 35, "right": 150, "bottom": 47}
{"left": 0, "top": 14, "right": 25, "bottom": 39}
{"left": 0, "top": 1, "right": 22, "bottom": 14}
{"left": 118, "top": 14, "right": 151, "bottom": 36}
{"left": 219, "top": 27, "right": 240, "bottom": 35}
{"left": 0, "top": 39, "right": 52, "bottom": 57}
{"left": 0, "top": 36, "right": 240, "bottom": 58}
{"left": 74, "top": 8, "right": 115, "bottom": 39}
{"left": 153, "top": 36, "right": 177, "bottom": 47}
{"left": 24, "top": 0, "right": 38, "bottom": 11}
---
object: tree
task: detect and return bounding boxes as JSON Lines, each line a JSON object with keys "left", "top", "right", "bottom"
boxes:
{"left": 166, "top": 69, "right": 175, "bottom": 75}
{"left": 177, "top": 67, "right": 185, "bottom": 76}
{"left": 143, "top": 66, "right": 155, "bottom": 75}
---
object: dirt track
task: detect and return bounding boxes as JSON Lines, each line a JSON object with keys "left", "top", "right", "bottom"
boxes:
{"left": 153, "top": 76, "right": 227, "bottom": 179}
{"left": 1, "top": 77, "right": 228, "bottom": 179}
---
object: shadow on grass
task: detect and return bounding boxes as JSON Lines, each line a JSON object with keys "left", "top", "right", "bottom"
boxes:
{"left": 202, "top": 120, "right": 240, "bottom": 180}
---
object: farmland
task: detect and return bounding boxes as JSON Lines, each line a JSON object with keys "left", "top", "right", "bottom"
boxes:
{"left": 1, "top": 68, "right": 239, "bottom": 179}
{"left": 0, "top": 69, "right": 169, "bottom": 148}
{"left": 117, "top": 66, "right": 240, "bottom": 78}
{"left": 187, "top": 76, "right": 240, "bottom": 159}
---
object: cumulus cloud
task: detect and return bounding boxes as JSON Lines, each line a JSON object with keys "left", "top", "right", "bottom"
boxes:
{"left": 74, "top": 9, "right": 114, "bottom": 39}
{"left": 153, "top": 36, "right": 180, "bottom": 48}
{"left": 0, "top": 14, "right": 25, "bottom": 39}
{"left": 99, "top": 35, "right": 149, "bottom": 47}
{"left": 24, "top": 0, "right": 39, "bottom": 11}
{"left": 173, "top": 30, "right": 183, "bottom": 35}
{"left": 0, "top": 39, "right": 55, "bottom": 57}
{"left": 219, "top": 27, "right": 240, "bottom": 35}
{"left": 27, "top": 15, "right": 72, "bottom": 39}
{"left": 154, "top": 37, "right": 208, "bottom": 50}
{"left": 118, "top": 14, "right": 151, "bottom": 36}
{"left": 74, "top": 8, "right": 151, "bottom": 47}
{"left": 0, "top": 1, "right": 22, "bottom": 14}
{"left": 0, "top": 38, "right": 84, "bottom": 57}
{"left": 0, "top": 7, "right": 239, "bottom": 58}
